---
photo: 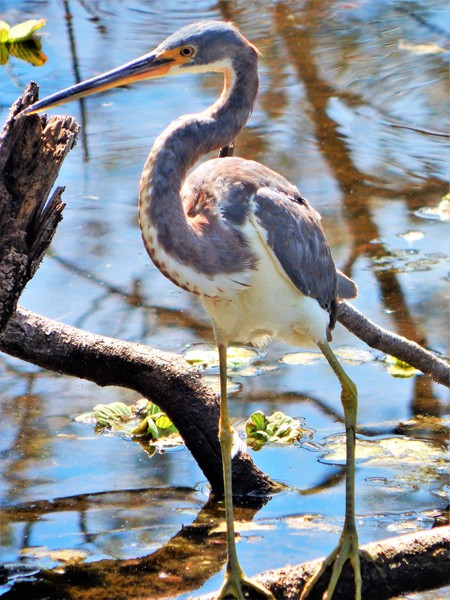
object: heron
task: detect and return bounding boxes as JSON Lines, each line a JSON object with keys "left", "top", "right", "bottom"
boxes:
{"left": 21, "top": 21, "right": 361, "bottom": 600}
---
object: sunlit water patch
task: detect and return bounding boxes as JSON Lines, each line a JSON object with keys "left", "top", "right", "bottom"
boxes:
{"left": 321, "top": 434, "right": 448, "bottom": 487}
{"left": 182, "top": 343, "right": 262, "bottom": 374}
{"left": 281, "top": 345, "right": 376, "bottom": 366}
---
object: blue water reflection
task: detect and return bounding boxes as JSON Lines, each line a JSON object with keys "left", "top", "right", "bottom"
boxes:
{"left": 1, "top": 0, "right": 448, "bottom": 598}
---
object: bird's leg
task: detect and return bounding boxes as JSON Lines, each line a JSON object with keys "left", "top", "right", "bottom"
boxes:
{"left": 300, "top": 340, "right": 361, "bottom": 600}
{"left": 213, "top": 328, "right": 275, "bottom": 600}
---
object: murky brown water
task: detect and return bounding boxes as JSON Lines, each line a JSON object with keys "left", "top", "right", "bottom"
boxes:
{"left": 1, "top": 1, "right": 448, "bottom": 598}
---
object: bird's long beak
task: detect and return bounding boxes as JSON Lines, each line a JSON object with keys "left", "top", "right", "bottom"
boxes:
{"left": 18, "top": 51, "right": 175, "bottom": 117}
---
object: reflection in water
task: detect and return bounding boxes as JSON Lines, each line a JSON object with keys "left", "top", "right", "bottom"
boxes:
{"left": 0, "top": 0, "right": 448, "bottom": 598}
{"left": 62, "top": 0, "right": 89, "bottom": 159}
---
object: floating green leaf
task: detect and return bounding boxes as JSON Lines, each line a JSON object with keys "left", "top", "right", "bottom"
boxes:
{"left": 183, "top": 344, "right": 260, "bottom": 371}
{"left": 284, "top": 345, "right": 374, "bottom": 366}
{"left": 156, "top": 415, "right": 174, "bottom": 430}
{"left": 246, "top": 410, "right": 311, "bottom": 451}
{"left": 147, "top": 402, "right": 162, "bottom": 416}
{"left": 249, "top": 410, "right": 266, "bottom": 431}
{"left": 281, "top": 351, "right": 322, "bottom": 365}
{"left": 322, "top": 434, "right": 448, "bottom": 487}
{"left": 7, "top": 18, "right": 46, "bottom": 43}
{"left": 93, "top": 401, "right": 132, "bottom": 426}
{"left": 128, "top": 416, "right": 150, "bottom": 436}
{"left": 415, "top": 194, "right": 450, "bottom": 222}
{"left": 0, "top": 44, "right": 8, "bottom": 65}
{"left": 145, "top": 416, "right": 159, "bottom": 439}
{"left": 130, "top": 402, "right": 179, "bottom": 441}
{"left": 334, "top": 346, "right": 375, "bottom": 364}
{"left": 77, "top": 399, "right": 182, "bottom": 454}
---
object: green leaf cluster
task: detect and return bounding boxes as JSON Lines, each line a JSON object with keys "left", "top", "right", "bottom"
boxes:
{"left": 93, "top": 401, "right": 132, "bottom": 427}
{"left": 246, "top": 410, "right": 308, "bottom": 451}
{"left": 130, "top": 402, "right": 179, "bottom": 440}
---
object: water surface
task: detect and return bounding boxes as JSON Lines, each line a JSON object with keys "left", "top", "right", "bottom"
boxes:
{"left": 0, "top": 1, "right": 448, "bottom": 598}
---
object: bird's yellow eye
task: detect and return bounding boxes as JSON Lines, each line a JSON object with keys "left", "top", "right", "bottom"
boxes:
{"left": 180, "top": 46, "right": 195, "bottom": 58}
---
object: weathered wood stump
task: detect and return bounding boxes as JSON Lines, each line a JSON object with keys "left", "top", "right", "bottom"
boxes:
{"left": 0, "top": 82, "right": 79, "bottom": 335}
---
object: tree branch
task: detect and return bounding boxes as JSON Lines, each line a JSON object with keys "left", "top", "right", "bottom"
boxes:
{"left": 0, "top": 306, "right": 273, "bottom": 499}
{"left": 337, "top": 302, "right": 449, "bottom": 387}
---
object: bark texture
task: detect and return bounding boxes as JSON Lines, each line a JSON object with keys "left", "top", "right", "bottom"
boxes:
{"left": 0, "top": 82, "right": 79, "bottom": 335}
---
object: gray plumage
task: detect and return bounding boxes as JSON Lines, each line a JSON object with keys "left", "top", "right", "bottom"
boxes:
{"left": 136, "top": 21, "right": 356, "bottom": 340}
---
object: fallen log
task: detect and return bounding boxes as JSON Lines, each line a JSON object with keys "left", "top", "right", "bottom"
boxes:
{"left": 255, "top": 525, "right": 450, "bottom": 600}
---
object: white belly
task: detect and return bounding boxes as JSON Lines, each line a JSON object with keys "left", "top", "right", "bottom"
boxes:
{"left": 202, "top": 233, "right": 330, "bottom": 348}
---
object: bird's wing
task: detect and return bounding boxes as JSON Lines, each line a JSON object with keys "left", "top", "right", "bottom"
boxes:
{"left": 183, "top": 157, "right": 356, "bottom": 306}
{"left": 250, "top": 186, "right": 338, "bottom": 313}
{"left": 336, "top": 269, "right": 358, "bottom": 300}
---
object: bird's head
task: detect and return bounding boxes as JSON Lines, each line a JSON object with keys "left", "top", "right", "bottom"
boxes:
{"left": 150, "top": 21, "right": 259, "bottom": 74}
{"left": 18, "top": 21, "right": 259, "bottom": 117}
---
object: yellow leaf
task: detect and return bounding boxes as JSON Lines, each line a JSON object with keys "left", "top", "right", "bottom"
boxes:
{"left": 8, "top": 18, "right": 46, "bottom": 42}
{"left": 0, "top": 20, "right": 10, "bottom": 43}
{"left": 155, "top": 415, "right": 173, "bottom": 430}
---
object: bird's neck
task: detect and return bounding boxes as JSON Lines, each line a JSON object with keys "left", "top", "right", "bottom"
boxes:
{"left": 138, "top": 54, "right": 258, "bottom": 282}
{"left": 140, "top": 58, "right": 258, "bottom": 202}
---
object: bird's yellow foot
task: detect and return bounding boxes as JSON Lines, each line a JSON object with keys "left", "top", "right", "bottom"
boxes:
{"left": 217, "top": 568, "right": 275, "bottom": 600}
{"left": 300, "top": 528, "right": 361, "bottom": 600}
